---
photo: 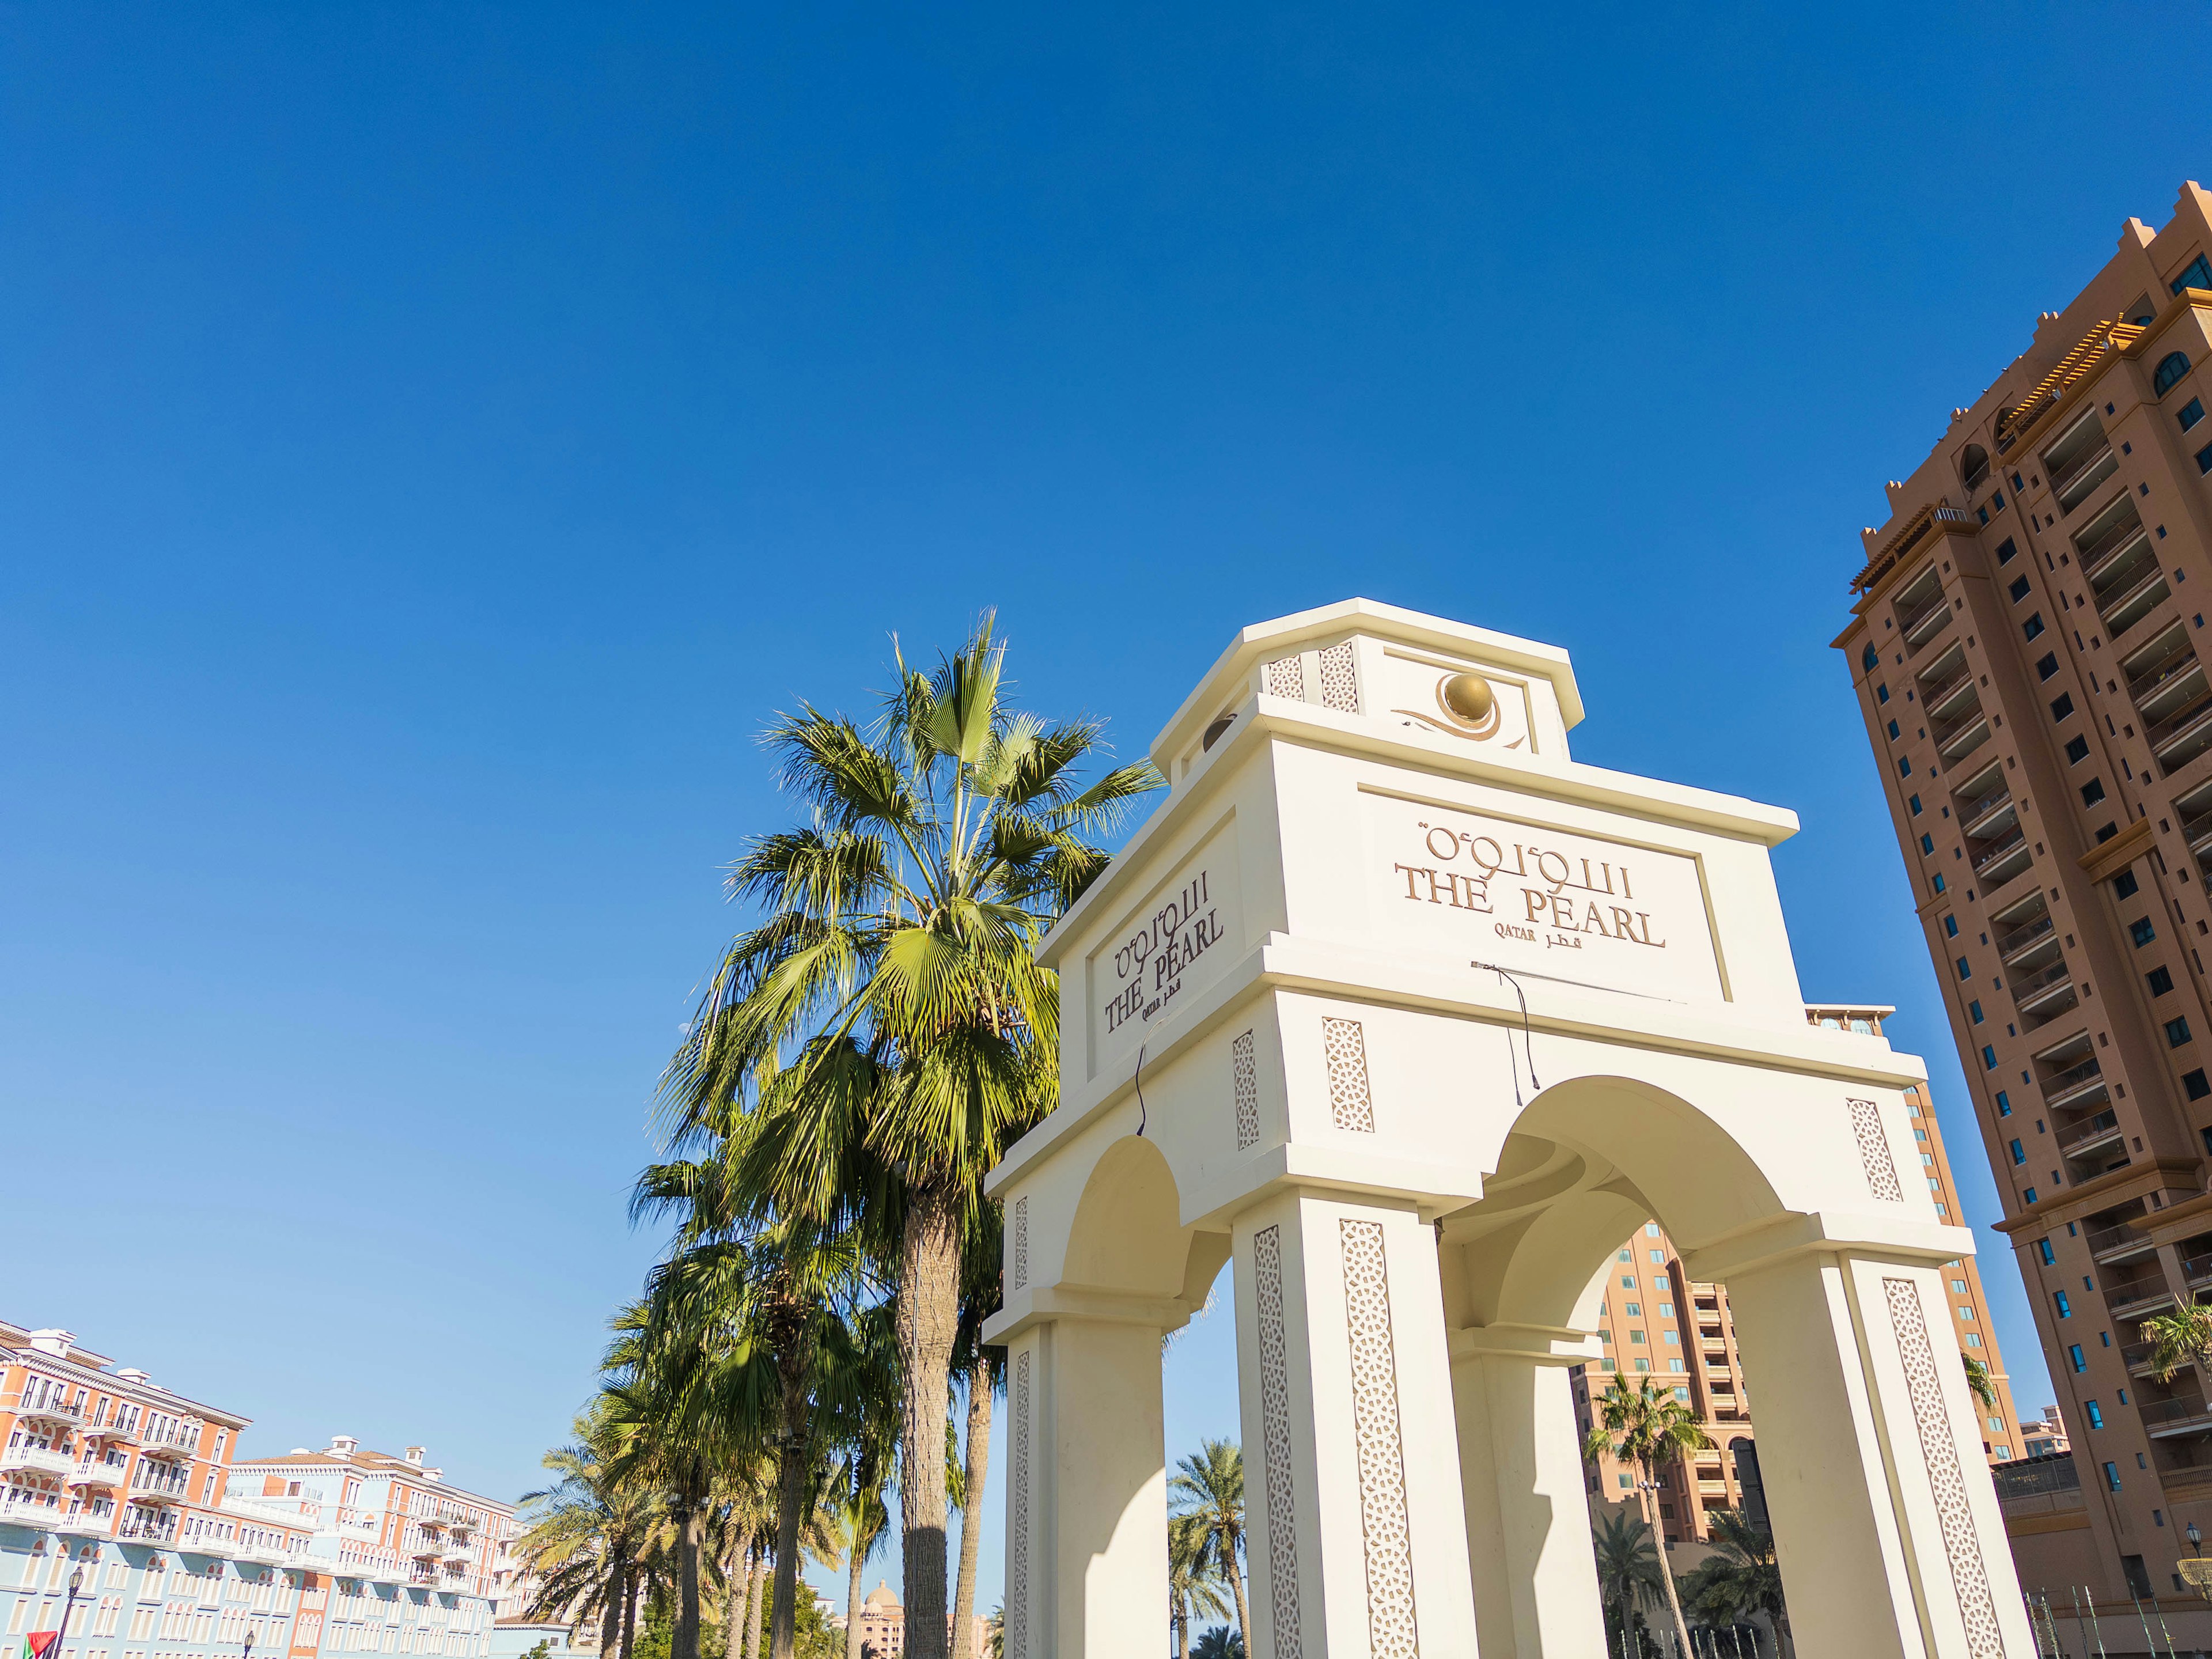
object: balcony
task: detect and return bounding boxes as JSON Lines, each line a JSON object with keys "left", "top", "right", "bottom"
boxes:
{"left": 70, "top": 1459, "right": 131, "bottom": 1489}
{"left": 2090, "top": 1222, "right": 2159, "bottom": 1263}
{"left": 2153, "top": 691, "right": 2212, "bottom": 775}
{"left": 2142, "top": 1397, "right": 2212, "bottom": 1438}
{"left": 128, "top": 1471, "right": 190, "bottom": 1504}
{"left": 88, "top": 1419, "right": 139, "bottom": 1446}
{"left": 1973, "top": 829, "right": 2034, "bottom": 889}
{"left": 138, "top": 1421, "right": 200, "bottom": 1457}
{"left": 2051, "top": 442, "right": 2119, "bottom": 514}
{"left": 0, "top": 1486, "right": 63, "bottom": 1525}
{"left": 179, "top": 1533, "right": 232, "bottom": 1559}
{"left": 1, "top": 1446, "right": 76, "bottom": 1479}
{"left": 2040, "top": 1055, "right": 2107, "bottom": 1112}
{"left": 1998, "top": 913, "right": 2058, "bottom": 967}
{"left": 2058, "top": 1108, "right": 2124, "bottom": 1156}
{"left": 1902, "top": 593, "right": 1957, "bottom": 655}
{"left": 2012, "top": 957, "right": 2076, "bottom": 1017}
{"left": 2185, "top": 1253, "right": 2212, "bottom": 1289}
{"left": 2106, "top": 1278, "right": 2178, "bottom": 1321}
{"left": 1934, "top": 707, "right": 1992, "bottom": 765}
{"left": 2128, "top": 627, "right": 2201, "bottom": 711}
{"left": 2080, "top": 510, "right": 2150, "bottom": 584}
{"left": 60, "top": 1506, "right": 113, "bottom": 1537}
{"left": 1921, "top": 658, "right": 1977, "bottom": 719}
{"left": 117, "top": 1510, "right": 177, "bottom": 1544}
{"left": 2101, "top": 563, "right": 2175, "bottom": 642}
{"left": 11, "top": 1397, "right": 85, "bottom": 1429}
{"left": 1959, "top": 780, "right": 2017, "bottom": 839}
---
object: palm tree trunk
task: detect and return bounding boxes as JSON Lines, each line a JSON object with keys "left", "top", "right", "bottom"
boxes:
{"left": 618, "top": 1573, "right": 638, "bottom": 1659}
{"left": 1222, "top": 1534, "right": 1251, "bottom": 1657}
{"left": 844, "top": 1519, "right": 869, "bottom": 1659}
{"left": 896, "top": 1185, "right": 962, "bottom": 1659}
{"left": 599, "top": 1560, "right": 626, "bottom": 1659}
{"left": 745, "top": 1552, "right": 766, "bottom": 1659}
{"left": 950, "top": 1359, "right": 994, "bottom": 1659}
{"left": 674, "top": 1503, "right": 702, "bottom": 1659}
{"left": 720, "top": 1537, "right": 748, "bottom": 1659}
{"left": 1645, "top": 1461, "right": 1694, "bottom": 1659}
{"left": 769, "top": 1354, "right": 814, "bottom": 1659}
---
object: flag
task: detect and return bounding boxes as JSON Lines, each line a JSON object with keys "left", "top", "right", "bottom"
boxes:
{"left": 26, "top": 1631, "right": 62, "bottom": 1659}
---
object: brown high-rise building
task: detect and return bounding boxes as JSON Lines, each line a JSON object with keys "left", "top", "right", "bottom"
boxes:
{"left": 1839, "top": 181, "right": 2212, "bottom": 1603}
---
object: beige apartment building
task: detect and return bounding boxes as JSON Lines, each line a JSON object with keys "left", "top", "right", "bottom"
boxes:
{"left": 1573, "top": 1006, "right": 2021, "bottom": 1544}
{"left": 1839, "top": 180, "right": 2212, "bottom": 1604}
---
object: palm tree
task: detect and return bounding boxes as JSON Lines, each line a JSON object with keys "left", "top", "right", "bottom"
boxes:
{"left": 950, "top": 1214, "right": 1004, "bottom": 1659}
{"left": 1677, "top": 1509, "right": 1789, "bottom": 1651}
{"left": 1169, "top": 1441, "right": 1249, "bottom": 1655}
{"left": 1962, "top": 1354, "right": 1997, "bottom": 1410}
{"left": 1168, "top": 1513, "right": 1231, "bottom": 1659}
{"left": 1590, "top": 1508, "right": 1665, "bottom": 1651}
{"left": 661, "top": 618, "right": 1158, "bottom": 1659}
{"left": 2141, "top": 1300, "right": 2212, "bottom": 1384}
{"left": 1583, "top": 1374, "right": 1712, "bottom": 1658}
{"left": 1190, "top": 1627, "right": 1244, "bottom": 1659}
{"left": 517, "top": 1409, "right": 666, "bottom": 1659}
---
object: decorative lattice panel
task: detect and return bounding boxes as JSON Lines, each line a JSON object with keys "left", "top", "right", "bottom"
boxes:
{"left": 1233, "top": 1031, "right": 1260, "bottom": 1152}
{"left": 1007, "top": 1349, "right": 1032, "bottom": 1658}
{"left": 1265, "top": 655, "right": 1307, "bottom": 700}
{"left": 1253, "top": 1225, "right": 1304, "bottom": 1658}
{"left": 1340, "top": 1218, "right": 1419, "bottom": 1657}
{"left": 1012, "top": 1195, "right": 1029, "bottom": 1289}
{"left": 1318, "top": 642, "right": 1359, "bottom": 713}
{"left": 1849, "top": 1098, "right": 1906, "bottom": 1202}
{"left": 1324, "top": 1017, "right": 1375, "bottom": 1132}
{"left": 1885, "top": 1278, "right": 2004, "bottom": 1658}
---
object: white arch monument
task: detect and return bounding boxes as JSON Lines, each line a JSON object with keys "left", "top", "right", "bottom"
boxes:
{"left": 982, "top": 600, "right": 2031, "bottom": 1658}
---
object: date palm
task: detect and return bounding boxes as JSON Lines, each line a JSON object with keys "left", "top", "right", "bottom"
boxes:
{"left": 1962, "top": 1354, "right": 1997, "bottom": 1410}
{"left": 1169, "top": 1513, "right": 1231, "bottom": 1659}
{"left": 1169, "top": 1441, "right": 1249, "bottom": 1656}
{"left": 1590, "top": 1508, "right": 1665, "bottom": 1652}
{"left": 661, "top": 617, "right": 1158, "bottom": 1659}
{"left": 2140, "top": 1300, "right": 2212, "bottom": 1385}
{"left": 1677, "top": 1508, "right": 1788, "bottom": 1649}
{"left": 1582, "top": 1374, "right": 1711, "bottom": 1659}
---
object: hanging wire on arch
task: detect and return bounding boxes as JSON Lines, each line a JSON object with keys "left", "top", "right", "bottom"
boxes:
{"left": 1469, "top": 960, "right": 1542, "bottom": 1107}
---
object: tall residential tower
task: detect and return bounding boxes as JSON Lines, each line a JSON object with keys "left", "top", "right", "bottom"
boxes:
{"left": 1840, "top": 181, "right": 2212, "bottom": 1603}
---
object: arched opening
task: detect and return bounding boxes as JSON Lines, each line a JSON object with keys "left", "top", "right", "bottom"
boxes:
{"left": 2156, "top": 351, "right": 2192, "bottom": 396}
{"left": 1960, "top": 442, "right": 1990, "bottom": 490}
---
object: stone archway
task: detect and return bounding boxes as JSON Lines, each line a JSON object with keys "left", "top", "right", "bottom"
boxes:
{"left": 983, "top": 600, "right": 2031, "bottom": 1658}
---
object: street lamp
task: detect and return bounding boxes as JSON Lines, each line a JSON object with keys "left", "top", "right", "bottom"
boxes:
{"left": 2189, "top": 1521, "right": 2207, "bottom": 1601}
{"left": 57, "top": 1566, "right": 86, "bottom": 1654}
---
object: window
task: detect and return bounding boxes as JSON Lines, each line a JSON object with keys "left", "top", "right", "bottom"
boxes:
{"left": 1662, "top": 1330, "right": 1680, "bottom": 1345}
{"left": 1650, "top": 1249, "right": 1665, "bottom": 1264}
{"left": 2037, "top": 651, "right": 2061, "bottom": 680}
{"left": 2071, "top": 1343, "right": 2088, "bottom": 1372}
{"left": 1887, "top": 718, "right": 1901, "bottom": 739}
{"left": 2010, "top": 1138, "right": 2026, "bottom": 1165}
{"left": 2183, "top": 397, "right": 2205, "bottom": 431}
{"left": 2105, "top": 1460, "right": 2123, "bottom": 1492}
{"left": 1970, "top": 1000, "right": 1984, "bottom": 1024}
{"left": 2037, "top": 1238, "right": 2055, "bottom": 1265}
{"left": 2156, "top": 352, "right": 2194, "bottom": 396}
{"left": 1910, "top": 793, "right": 1923, "bottom": 815}
{"left": 1877, "top": 682, "right": 1891, "bottom": 703}
{"left": 1634, "top": 1358, "right": 1650, "bottom": 1372}
{"left": 2187, "top": 1068, "right": 2210, "bottom": 1101}
{"left": 1932, "top": 873, "right": 1945, "bottom": 893}
{"left": 1997, "top": 536, "right": 2019, "bottom": 564}
{"left": 1944, "top": 914, "right": 1959, "bottom": 937}
{"left": 2063, "top": 734, "right": 2090, "bottom": 763}
{"left": 2056, "top": 1291, "right": 2072, "bottom": 1316}
{"left": 2169, "top": 1016, "right": 2194, "bottom": 1047}
{"left": 2051, "top": 692, "right": 2074, "bottom": 720}
{"left": 2083, "top": 778, "right": 2108, "bottom": 805}
{"left": 2009, "top": 575, "right": 2032, "bottom": 602}
{"left": 2024, "top": 612, "right": 2046, "bottom": 641}
{"left": 2087, "top": 1400, "right": 2105, "bottom": 1427}
{"left": 1624, "top": 1301, "right": 1641, "bottom": 1316}
{"left": 1957, "top": 956, "right": 1972, "bottom": 979}
{"left": 2132, "top": 916, "right": 2158, "bottom": 946}
{"left": 1961, "top": 443, "right": 1990, "bottom": 487}
{"left": 2149, "top": 967, "right": 2174, "bottom": 995}
{"left": 1983, "top": 1044, "right": 1998, "bottom": 1070}
{"left": 1862, "top": 643, "right": 1880, "bottom": 671}
{"left": 1899, "top": 756, "right": 1913, "bottom": 777}
{"left": 2172, "top": 253, "right": 2212, "bottom": 294}
{"left": 1920, "top": 833, "right": 1934, "bottom": 855}
{"left": 2115, "top": 869, "right": 2140, "bottom": 899}
{"left": 1997, "top": 1090, "right": 2012, "bottom": 1116}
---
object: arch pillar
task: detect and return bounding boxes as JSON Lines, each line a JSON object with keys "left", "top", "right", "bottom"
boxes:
{"left": 1446, "top": 1323, "right": 1606, "bottom": 1659}
{"left": 994, "top": 1292, "right": 1178, "bottom": 1659}
{"left": 1689, "top": 1220, "right": 2040, "bottom": 1659}
{"left": 1232, "top": 1190, "right": 1479, "bottom": 1659}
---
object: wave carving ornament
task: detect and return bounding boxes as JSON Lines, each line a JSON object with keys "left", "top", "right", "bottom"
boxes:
{"left": 1849, "top": 1098, "right": 1906, "bottom": 1202}
{"left": 1233, "top": 1031, "right": 1261, "bottom": 1152}
{"left": 1008, "top": 1349, "right": 1031, "bottom": 1659}
{"left": 1884, "top": 1277, "right": 2005, "bottom": 1658}
{"left": 1252, "top": 1225, "right": 1304, "bottom": 1659}
{"left": 1323, "top": 1018, "right": 1376, "bottom": 1132}
{"left": 1339, "top": 1218, "right": 1419, "bottom": 1658}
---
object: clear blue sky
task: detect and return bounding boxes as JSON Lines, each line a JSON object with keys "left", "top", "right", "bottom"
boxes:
{"left": 6, "top": 0, "right": 2206, "bottom": 1619}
